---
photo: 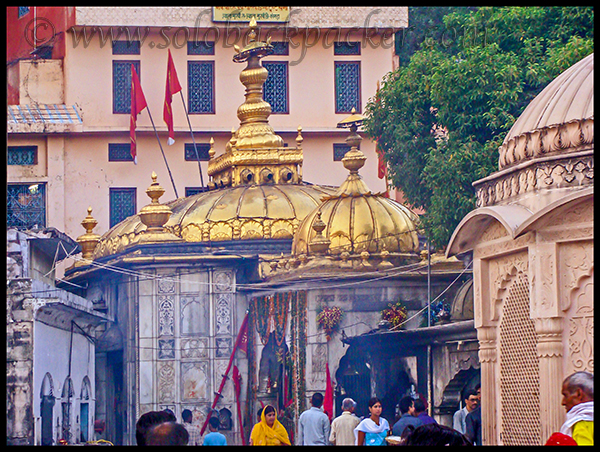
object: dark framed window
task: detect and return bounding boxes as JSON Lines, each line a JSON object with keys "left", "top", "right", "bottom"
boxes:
{"left": 184, "top": 143, "right": 211, "bottom": 161}
{"left": 263, "top": 61, "right": 289, "bottom": 114}
{"left": 188, "top": 61, "right": 215, "bottom": 114}
{"left": 335, "top": 61, "right": 361, "bottom": 114}
{"left": 8, "top": 145, "right": 38, "bottom": 165}
{"left": 109, "top": 187, "right": 136, "bottom": 228}
{"left": 113, "top": 60, "right": 140, "bottom": 114}
{"left": 185, "top": 187, "right": 208, "bottom": 197}
{"left": 188, "top": 41, "right": 215, "bottom": 55}
{"left": 334, "top": 42, "right": 361, "bottom": 55}
{"left": 7, "top": 183, "right": 46, "bottom": 228}
{"left": 271, "top": 41, "right": 289, "bottom": 55}
{"left": 112, "top": 40, "right": 141, "bottom": 55}
{"left": 334, "top": 143, "right": 360, "bottom": 161}
{"left": 108, "top": 143, "right": 134, "bottom": 162}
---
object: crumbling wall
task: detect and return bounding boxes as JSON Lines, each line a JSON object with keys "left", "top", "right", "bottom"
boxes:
{"left": 7, "top": 228, "right": 35, "bottom": 445}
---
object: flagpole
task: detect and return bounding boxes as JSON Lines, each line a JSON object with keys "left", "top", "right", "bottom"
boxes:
{"left": 179, "top": 90, "right": 205, "bottom": 188}
{"left": 145, "top": 107, "right": 179, "bottom": 199}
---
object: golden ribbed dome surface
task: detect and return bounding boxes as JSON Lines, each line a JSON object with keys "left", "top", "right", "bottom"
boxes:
{"left": 292, "top": 180, "right": 420, "bottom": 257}
{"left": 498, "top": 53, "right": 593, "bottom": 169}
{"left": 92, "top": 182, "right": 336, "bottom": 258}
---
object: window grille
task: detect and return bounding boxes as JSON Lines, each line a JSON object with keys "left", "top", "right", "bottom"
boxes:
{"left": 8, "top": 145, "right": 37, "bottom": 165}
{"left": 184, "top": 143, "right": 211, "bottom": 161}
{"left": 263, "top": 62, "right": 289, "bottom": 114}
{"left": 109, "top": 187, "right": 136, "bottom": 228}
{"left": 108, "top": 143, "right": 134, "bottom": 162}
{"left": 113, "top": 60, "right": 140, "bottom": 114}
{"left": 334, "top": 42, "right": 361, "bottom": 55}
{"left": 112, "top": 40, "right": 140, "bottom": 55}
{"left": 499, "top": 271, "right": 541, "bottom": 445}
{"left": 335, "top": 61, "right": 361, "bottom": 114}
{"left": 188, "top": 61, "right": 215, "bottom": 114}
{"left": 333, "top": 143, "right": 358, "bottom": 161}
{"left": 271, "top": 41, "right": 289, "bottom": 55}
{"left": 7, "top": 183, "right": 46, "bottom": 228}
{"left": 188, "top": 40, "right": 215, "bottom": 55}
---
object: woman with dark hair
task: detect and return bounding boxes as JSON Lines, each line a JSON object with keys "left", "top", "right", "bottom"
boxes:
{"left": 403, "top": 423, "right": 472, "bottom": 446}
{"left": 249, "top": 405, "right": 291, "bottom": 446}
{"left": 354, "top": 397, "right": 390, "bottom": 446}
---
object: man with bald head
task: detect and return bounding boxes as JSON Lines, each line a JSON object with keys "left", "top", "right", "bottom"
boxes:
{"left": 560, "top": 371, "right": 594, "bottom": 445}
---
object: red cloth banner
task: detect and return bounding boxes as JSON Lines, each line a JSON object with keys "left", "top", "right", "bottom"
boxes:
{"left": 201, "top": 313, "right": 249, "bottom": 435}
{"left": 163, "top": 49, "right": 182, "bottom": 145}
{"left": 130, "top": 64, "right": 147, "bottom": 164}
{"left": 323, "top": 362, "right": 334, "bottom": 421}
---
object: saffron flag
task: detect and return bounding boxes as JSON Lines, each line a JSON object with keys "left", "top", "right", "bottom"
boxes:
{"left": 130, "top": 64, "right": 147, "bottom": 164}
{"left": 163, "top": 49, "right": 182, "bottom": 145}
{"left": 323, "top": 362, "right": 334, "bottom": 421}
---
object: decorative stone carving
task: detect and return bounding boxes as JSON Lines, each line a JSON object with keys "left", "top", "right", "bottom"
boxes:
{"left": 158, "top": 362, "right": 176, "bottom": 403}
{"left": 181, "top": 295, "right": 209, "bottom": 336}
{"left": 182, "top": 361, "right": 209, "bottom": 401}
{"left": 213, "top": 270, "right": 234, "bottom": 293}
{"left": 566, "top": 273, "right": 593, "bottom": 374}
{"left": 215, "top": 293, "right": 232, "bottom": 335}
{"left": 158, "top": 295, "right": 175, "bottom": 336}
{"left": 158, "top": 339, "right": 175, "bottom": 360}
{"left": 181, "top": 337, "right": 209, "bottom": 359}
{"left": 475, "top": 155, "right": 593, "bottom": 208}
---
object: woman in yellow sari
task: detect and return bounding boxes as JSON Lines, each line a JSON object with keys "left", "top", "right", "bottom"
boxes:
{"left": 249, "top": 405, "right": 291, "bottom": 446}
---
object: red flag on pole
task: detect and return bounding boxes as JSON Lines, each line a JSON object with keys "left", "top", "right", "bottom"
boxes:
{"left": 323, "top": 362, "right": 334, "bottom": 421}
{"left": 201, "top": 313, "right": 249, "bottom": 435}
{"left": 232, "top": 366, "right": 246, "bottom": 445}
{"left": 163, "top": 49, "right": 182, "bottom": 145}
{"left": 130, "top": 64, "right": 147, "bottom": 164}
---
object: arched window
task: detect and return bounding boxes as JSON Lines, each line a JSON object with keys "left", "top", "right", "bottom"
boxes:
{"left": 80, "top": 377, "right": 92, "bottom": 443}
{"left": 40, "top": 373, "right": 55, "bottom": 446}
{"left": 61, "top": 377, "right": 74, "bottom": 443}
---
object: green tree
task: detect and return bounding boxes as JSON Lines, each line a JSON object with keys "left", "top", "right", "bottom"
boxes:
{"left": 365, "top": 6, "right": 593, "bottom": 250}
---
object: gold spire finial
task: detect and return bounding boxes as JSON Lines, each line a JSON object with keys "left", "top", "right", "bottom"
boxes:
{"left": 139, "top": 172, "right": 172, "bottom": 231}
{"left": 296, "top": 125, "right": 303, "bottom": 147}
{"left": 337, "top": 109, "right": 366, "bottom": 174}
{"left": 75, "top": 206, "right": 100, "bottom": 265}
{"left": 309, "top": 211, "right": 331, "bottom": 255}
{"left": 209, "top": 137, "right": 215, "bottom": 159}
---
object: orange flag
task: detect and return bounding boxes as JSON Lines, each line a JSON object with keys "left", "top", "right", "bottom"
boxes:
{"left": 130, "top": 64, "right": 147, "bottom": 164}
{"left": 163, "top": 49, "right": 182, "bottom": 145}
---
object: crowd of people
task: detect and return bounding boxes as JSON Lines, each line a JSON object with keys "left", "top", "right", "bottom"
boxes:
{"left": 130, "top": 371, "right": 592, "bottom": 446}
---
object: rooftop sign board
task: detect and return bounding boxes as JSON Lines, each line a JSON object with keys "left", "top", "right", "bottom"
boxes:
{"left": 212, "top": 6, "right": 291, "bottom": 23}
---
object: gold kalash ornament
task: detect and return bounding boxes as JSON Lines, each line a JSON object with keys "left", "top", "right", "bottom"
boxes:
{"left": 207, "top": 17, "right": 303, "bottom": 188}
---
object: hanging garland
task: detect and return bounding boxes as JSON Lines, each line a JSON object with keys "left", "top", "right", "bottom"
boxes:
{"left": 252, "top": 295, "right": 271, "bottom": 345}
{"left": 273, "top": 291, "right": 290, "bottom": 346}
{"left": 316, "top": 306, "right": 344, "bottom": 341}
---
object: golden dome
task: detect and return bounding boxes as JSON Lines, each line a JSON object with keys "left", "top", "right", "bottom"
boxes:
{"left": 90, "top": 17, "right": 341, "bottom": 260}
{"left": 92, "top": 179, "right": 336, "bottom": 259}
{"left": 292, "top": 113, "right": 420, "bottom": 259}
{"left": 498, "top": 53, "right": 593, "bottom": 170}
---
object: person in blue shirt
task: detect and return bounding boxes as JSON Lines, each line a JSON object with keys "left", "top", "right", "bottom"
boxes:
{"left": 203, "top": 417, "right": 227, "bottom": 446}
{"left": 298, "top": 392, "right": 331, "bottom": 445}
{"left": 354, "top": 397, "right": 390, "bottom": 446}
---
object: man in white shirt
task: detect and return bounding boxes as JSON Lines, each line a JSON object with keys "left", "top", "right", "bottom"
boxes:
{"left": 298, "top": 392, "right": 331, "bottom": 445}
{"left": 453, "top": 389, "right": 479, "bottom": 434}
{"left": 329, "top": 398, "right": 360, "bottom": 446}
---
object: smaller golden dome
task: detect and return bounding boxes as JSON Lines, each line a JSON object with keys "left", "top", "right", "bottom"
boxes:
{"left": 292, "top": 112, "right": 420, "bottom": 260}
